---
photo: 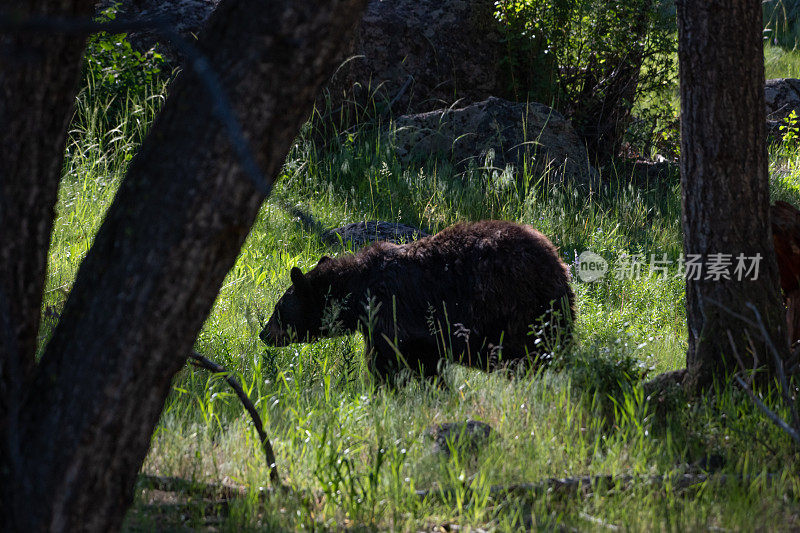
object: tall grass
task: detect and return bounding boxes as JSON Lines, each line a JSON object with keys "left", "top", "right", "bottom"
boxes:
{"left": 41, "top": 46, "right": 800, "bottom": 531}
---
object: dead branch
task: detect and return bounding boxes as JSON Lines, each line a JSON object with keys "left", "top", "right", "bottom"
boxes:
{"left": 138, "top": 471, "right": 785, "bottom": 510}
{"left": 733, "top": 375, "right": 800, "bottom": 447}
{"left": 709, "top": 299, "right": 800, "bottom": 448}
{"left": 414, "top": 472, "right": 784, "bottom": 501}
{"left": 189, "top": 352, "right": 282, "bottom": 489}
{"left": 137, "top": 474, "right": 247, "bottom": 500}
{"left": 747, "top": 304, "right": 800, "bottom": 433}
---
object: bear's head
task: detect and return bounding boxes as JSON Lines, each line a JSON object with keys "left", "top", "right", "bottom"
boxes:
{"left": 260, "top": 257, "right": 335, "bottom": 346}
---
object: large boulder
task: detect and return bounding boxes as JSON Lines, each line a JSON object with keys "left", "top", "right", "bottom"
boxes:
{"left": 390, "top": 97, "right": 600, "bottom": 188}
{"left": 765, "top": 78, "right": 800, "bottom": 135}
{"left": 320, "top": 0, "right": 508, "bottom": 128}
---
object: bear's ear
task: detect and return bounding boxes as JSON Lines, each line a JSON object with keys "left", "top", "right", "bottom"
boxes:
{"left": 290, "top": 267, "right": 313, "bottom": 298}
{"left": 317, "top": 255, "right": 333, "bottom": 267}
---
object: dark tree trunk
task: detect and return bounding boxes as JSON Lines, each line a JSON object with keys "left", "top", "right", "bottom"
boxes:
{"left": 677, "top": 0, "right": 789, "bottom": 393}
{"left": 572, "top": 52, "right": 642, "bottom": 165}
{"left": 1, "top": 0, "right": 367, "bottom": 531}
{"left": 0, "top": 0, "right": 95, "bottom": 523}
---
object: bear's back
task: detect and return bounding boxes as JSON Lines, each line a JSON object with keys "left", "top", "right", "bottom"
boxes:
{"left": 358, "top": 220, "right": 572, "bottom": 320}
{"left": 399, "top": 220, "right": 565, "bottom": 277}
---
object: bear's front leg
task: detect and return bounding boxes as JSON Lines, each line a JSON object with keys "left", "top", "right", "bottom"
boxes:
{"left": 364, "top": 334, "right": 401, "bottom": 384}
{"left": 365, "top": 335, "right": 441, "bottom": 385}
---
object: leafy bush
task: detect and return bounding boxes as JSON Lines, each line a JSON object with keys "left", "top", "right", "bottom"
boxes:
{"left": 495, "top": 0, "right": 677, "bottom": 163}
{"left": 555, "top": 341, "right": 650, "bottom": 400}
{"left": 67, "top": 4, "right": 172, "bottom": 180}
{"left": 83, "top": 4, "right": 169, "bottom": 106}
{"left": 779, "top": 109, "right": 800, "bottom": 153}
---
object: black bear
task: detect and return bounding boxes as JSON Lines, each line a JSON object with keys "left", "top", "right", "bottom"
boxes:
{"left": 260, "top": 220, "right": 574, "bottom": 382}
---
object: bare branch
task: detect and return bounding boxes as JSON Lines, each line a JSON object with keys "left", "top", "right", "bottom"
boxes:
{"left": 745, "top": 303, "right": 800, "bottom": 432}
{"left": 414, "top": 472, "right": 784, "bottom": 500}
{"left": 137, "top": 471, "right": 786, "bottom": 508}
{"left": 137, "top": 473, "right": 247, "bottom": 500}
{"left": 727, "top": 329, "right": 749, "bottom": 379}
{"left": 706, "top": 298, "right": 800, "bottom": 448}
{"left": 734, "top": 375, "right": 800, "bottom": 447}
{"left": 189, "top": 352, "right": 282, "bottom": 489}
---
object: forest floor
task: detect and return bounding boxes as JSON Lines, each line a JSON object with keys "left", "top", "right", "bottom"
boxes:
{"left": 40, "top": 45, "right": 800, "bottom": 531}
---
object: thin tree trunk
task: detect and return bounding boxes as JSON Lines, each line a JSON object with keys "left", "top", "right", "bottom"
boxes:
{"left": 1, "top": 0, "right": 367, "bottom": 530}
{"left": 677, "top": 0, "right": 789, "bottom": 392}
{"left": 570, "top": 1, "right": 651, "bottom": 166}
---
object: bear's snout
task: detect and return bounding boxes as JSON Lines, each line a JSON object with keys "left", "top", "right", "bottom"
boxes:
{"left": 260, "top": 318, "right": 290, "bottom": 347}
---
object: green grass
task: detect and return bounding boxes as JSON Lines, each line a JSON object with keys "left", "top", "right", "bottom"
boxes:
{"left": 766, "top": 44, "right": 800, "bottom": 79}
{"left": 42, "top": 49, "right": 800, "bottom": 531}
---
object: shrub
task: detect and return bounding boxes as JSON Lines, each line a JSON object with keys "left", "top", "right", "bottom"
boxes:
{"left": 83, "top": 3, "right": 169, "bottom": 108}
{"left": 495, "top": 0, "right": 677, "bottom": 164}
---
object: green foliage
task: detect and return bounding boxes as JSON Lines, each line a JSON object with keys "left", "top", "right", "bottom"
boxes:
{"left": 495, "top": 0, "right": 678, "bottom": 159}
{"left": 83, "top": 3, "right": 169, "bottom": 113}
{"left": 84, "top": 33, "right": 165, "bottom": 99}
{"left": 781, "top": 109, "right": 800, "bottom": 151}
{"left": 765, "top": 43, "right": 800, "bottom": 79}
{"left": 767, "top": 49, "right": 800, "bottom": 189}
{"left": 556, "top": 340, "right": 650, "bottom": 404}
{"left": 493, "top": 0, "right": 559, "bottom": 105}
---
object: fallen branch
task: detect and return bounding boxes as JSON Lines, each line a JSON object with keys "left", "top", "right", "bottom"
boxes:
{"left": 746, "top": 303, "right": 800, "bottom": 435}
{"left": 138, "top": 470, "right": 785, "bottom": 512}
{"left": 137, "top": 474, "right": 247, "bottom": 500}
{"left": 413, "top": 472, "right": 783, "bottom": 501}
{"left": 735, "top": 375, "right": 800, "bottom": 447}
{"left": 189, "top": 352, "right": 282, "bottom": 488}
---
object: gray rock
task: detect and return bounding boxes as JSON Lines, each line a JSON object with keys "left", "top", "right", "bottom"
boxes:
{"left": 96, "top": 0, "right": 220, "bottom": 58}
{"left": 391, "top": 97, "right": 600, "bottom": 188}
{"left": 425, "top": 420, "right": 494, "bottom": 457}
{"left": 765, "top": 78, "right": 800, "bottom": 136}
{"left": 322, "top": 221, "right": 428, "bottom": 248}
{"left": 616, "top": 157, "right": 679, "bottom": 185}
{"left": 321, "top": 0, "right": 507, "bottom": 126}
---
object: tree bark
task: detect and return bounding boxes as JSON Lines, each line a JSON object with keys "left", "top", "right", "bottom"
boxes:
{"left": 677, "top": 0, "right": 789, "bottom": 393}
{"left": 1, "top": 0, "right": 367, "bottom": 531}
{"left": 0, "top": 0, "right": 95, "bottom": 523}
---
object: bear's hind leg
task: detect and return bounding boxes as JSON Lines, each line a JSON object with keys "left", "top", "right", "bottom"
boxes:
{"left": 365, "top": 335, "right": 400, "bottom": 385}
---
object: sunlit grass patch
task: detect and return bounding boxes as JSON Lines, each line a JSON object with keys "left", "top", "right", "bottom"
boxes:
{"left": 47, "top": 44, "right": 800, "bottom": 532}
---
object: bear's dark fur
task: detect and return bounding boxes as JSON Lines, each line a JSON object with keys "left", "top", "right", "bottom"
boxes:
{"left": 260, "top": 220, "right": 574, "bottom": 382}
